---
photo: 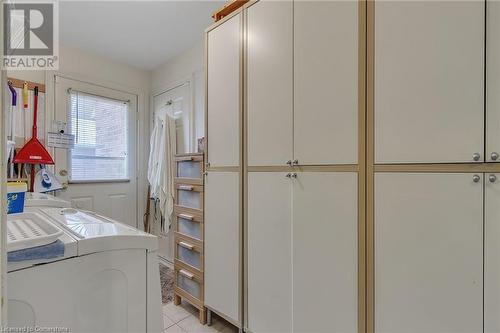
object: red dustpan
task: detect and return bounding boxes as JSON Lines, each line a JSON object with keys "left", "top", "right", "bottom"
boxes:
{"left": 13, "top": 86, "right": 54, "bottom": 165}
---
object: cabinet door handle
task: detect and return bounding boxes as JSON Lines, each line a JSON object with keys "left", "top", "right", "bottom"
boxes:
{"left": 472, "top": 174, "right": 481, "bottom": 183}
{"left": 286, "top": 160, "right": 292, "bottom": 166}
{"left": 178, "top": 185, "right": 194, "bottom": 191}
{"left": 491, "top": 152, "right": 499, "bottom": 161}
{"left": 179, "top": 214, "right": 194, "bottom": 221}
{"left": 179, "top": 241, "right": 194, "bottom": 250}
{"left": 285, "top": 173, "right": 292, "bottom": 178}
{"left": 292, "top": 159, "right": 299, "bottom": 166}
{"left": 489, "top": 174, "right": 497, "bottom": 183}
{"left": 291, "top": 173, "right": 298, "bottom": 179}
{"left": 472, "top": 153, "right": 481, "bottom": 161}
{"left": 179, "top": 269, "right": 195, "bottom": 280}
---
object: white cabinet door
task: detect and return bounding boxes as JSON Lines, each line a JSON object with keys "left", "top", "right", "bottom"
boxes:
{"left": 247, "top": 1, "right": 293, "bottom": 167}
{"left": 207, "top": 13, "right": 241, "bottom": 167}
{"left": 375, "top": 1, "right": 484, "bottom": 163}
{"left": 487, "top": 2, "right": 500, "bottom": 162}
{"left": 247, "top": 172, "right": 292, "bottom": 332}
{"left": 375, "top": 173, "right": 483, "bottom": 332}
{"left": 293, "top": 172, "right": 357, "bottom": 332}
{"left": 294, "top": 1, "right": 358, "bottom": 165}
{"left": 486, "top": 173, "right": 500, "bottom": 333}
{"left": 205, "top": 172, "right": 240, "bottom": 323}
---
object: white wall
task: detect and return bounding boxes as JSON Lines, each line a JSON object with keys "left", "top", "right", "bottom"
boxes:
{"left": 152, "top": 39, "right": 205, "bottom": 142}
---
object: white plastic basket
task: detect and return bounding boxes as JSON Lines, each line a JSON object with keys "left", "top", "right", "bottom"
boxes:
{"left": 7, "top": 212, "right": 63, "bottom": 252}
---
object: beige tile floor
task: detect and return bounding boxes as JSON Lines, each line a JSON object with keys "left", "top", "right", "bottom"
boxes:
{"left": 163, "top": 301, "right": 239, "bottom": 333}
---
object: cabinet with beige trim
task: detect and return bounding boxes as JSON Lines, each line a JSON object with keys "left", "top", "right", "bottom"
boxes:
{"left": 247, "top": 171, "right": 358, "bottom": 332}
{"left": 246, "top": 0, "right": 359, "bottom": 167}
{"left": 206, "top": 11, "right": 241, "bottom": 168}
{"left": 204, "top": 172, "right": 241, "bottom": 327}
{"left": 485, "top": 173, "right": 500, "bottom": 333}
{"left": 246, "top": 0, "right": 293, "bottom": 167}
{"left": 374, "top": 1, "right": 484, "bottom": 164}
{"left": 487, "top": 2, "right": 500, "bottom": 163}
{"left": 374, "top": 173, "right": 483, "bottom": 332}
{"left": 294, "top": 0, "right": 358, "bottom": 165}
{"left": 204, "top": 8, "right": 243, "bottom": 330}
{"left": 206, "top": 0, "right": 362, "bottom": 331}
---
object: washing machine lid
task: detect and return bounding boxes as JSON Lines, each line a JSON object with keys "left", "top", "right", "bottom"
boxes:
{"left": 25, "top": 192, "right": 71, "bottom": 208}
{"left": 39, "top": 208, "right": 158, "bottom": 255}
{"left": 7, "top": 208, "right": 77, "bottom": 272}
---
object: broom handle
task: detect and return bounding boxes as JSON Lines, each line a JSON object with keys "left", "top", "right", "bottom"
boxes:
{"left": 30, "top": 165, "right": 35, "bottom": 192}
{"left": 32, "top": 87, "right": 38, "bottom": 139}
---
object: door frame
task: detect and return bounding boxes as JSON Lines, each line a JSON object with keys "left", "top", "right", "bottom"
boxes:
{"left": 45, "top": 71, "right": 147, "bottom": 229}
{"left": 151, "top": 74, "right": 197, "bottom": 154}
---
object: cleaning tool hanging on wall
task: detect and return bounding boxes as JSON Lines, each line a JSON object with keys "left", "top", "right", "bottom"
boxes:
{"left": 22, "top": 82, "right": 29, "bottom": 109}
{"left": 14, "top": 86, "right": 54, "bottom": 192}
{"left": 7, "top": 81, "right": 17, "bottom": 178}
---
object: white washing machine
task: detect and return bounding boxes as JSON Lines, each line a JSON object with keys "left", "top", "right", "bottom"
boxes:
{"left": 7, "top": 206, "right": 163, "bottom": 333}
{"left": 24, "top": 192, "right": 72, "bottom": 208}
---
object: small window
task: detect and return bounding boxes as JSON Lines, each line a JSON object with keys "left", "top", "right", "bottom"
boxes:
{"left": 68, "top": 90, "right": 129, "bottom": 182}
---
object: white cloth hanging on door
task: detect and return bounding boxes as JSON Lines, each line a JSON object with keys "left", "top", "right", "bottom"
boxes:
{"left": 147, "top": 104, "right": 176, "bottom": 234}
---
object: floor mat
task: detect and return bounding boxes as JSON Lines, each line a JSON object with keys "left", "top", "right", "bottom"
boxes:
{"left": 160, "top": 263, "right": 174, "bottom": 304}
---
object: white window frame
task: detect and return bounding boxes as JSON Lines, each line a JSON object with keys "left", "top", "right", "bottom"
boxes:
{"left": 67, "top": 88, "right": 131, "bottom": 184}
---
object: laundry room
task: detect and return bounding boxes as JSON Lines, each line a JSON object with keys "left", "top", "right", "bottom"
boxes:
{"left": 3, "top": 0, "right": 500, "bottom": 333}
{"left": 2, "top": 1, "right": 235, "bottom": 332}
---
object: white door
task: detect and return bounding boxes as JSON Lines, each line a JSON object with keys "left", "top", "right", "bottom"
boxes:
{"left": 153, "top": 82, "right": 192, "bottom": 261}
{"left": 375, "top": 1, "right": 484, "bottom": 163}
{"left": 54, "top": 76, "right": 138, "bottom": 227}
{"left": 153, "top": 83, "right": 192, "bottom": 155}
{"left": 247, "top": 0, "right": 293, "bottom": 167}
{"left": 485, "top": 173, "right": 500, "bottom": 332}
{"left": 207, "top": 13, "right": 240, "bottom": 168}
{"left": 375, "top": 173, "right": 483, "bottom": 332}
{"left": 247, "top": 172, "right": 292, "bottom": 332}
{"left": 205, "top": 172, "right": 240, "bottom": 323}
{"left": 487, "top": 2, "right": 500, "bottom": 162}
{"left": 292, "top": 172, "right": 357, "bottom": 332}
{"left": 294, "top": 1, "right": 358, "bottom": 165}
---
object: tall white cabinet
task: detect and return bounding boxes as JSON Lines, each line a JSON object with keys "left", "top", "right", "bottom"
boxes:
{"left": 204, "top": 11, "right": 242, "bottom": 328}
{"left": 247, "top": 0, "right": 359, "bottom": 167}
{"left": 375, "top": 173, "right": 483, "bottom": 332}
{"left": 246, "top": 0, "right": 293, "bottom": 167}
{"left": 247, "top": 173, "right": 292, "bottom": 333}
{"left": 374, "top": 1, "right": 484, "bottom": 163}
{"left": 487, "top": 1, "right": 500, "bottom": 162}
{"left": 246, "top": 0, "right": 360, "bottom": 332}
{"left": 486, "top": 173, "right": 500, "bottom": 333}
{"left": 294, "top": 1, "right": 358, "bottom": 165}
{"left": 292, "top": 172, "right": 357, "bottom": 333}
{"left": 247, "top": 172, "right": 358, "bottom": 333}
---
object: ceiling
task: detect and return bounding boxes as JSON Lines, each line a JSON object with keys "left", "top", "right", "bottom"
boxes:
{"left": 60, "top": 1, "right": 224, "bottom": 70}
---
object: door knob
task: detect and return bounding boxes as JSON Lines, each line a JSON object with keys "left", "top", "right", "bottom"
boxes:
{"left": 491, "top": 152, "right": 499, "bottom": 161}
{"left": 292, "top": 159, "right": 299, "bottom": 166}
{"left": 472, "top": 174, "right": 481, "bottom": 183}
{"left": 285, "top": 173, "right": 292, "bottom": 178}
{"left": 472, "top": 153, "right": 481, "bottom": 161}
{"left": 489, "top": 174, "right": 497, "bottom": 183}
{"left": 291, "top": 173, "right": 298, "bottom": 179}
